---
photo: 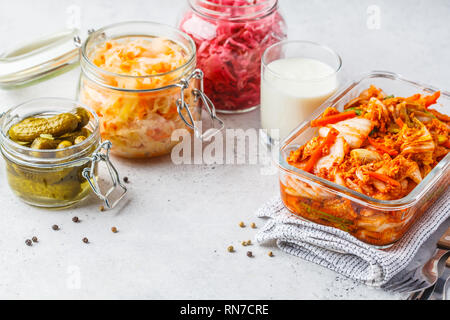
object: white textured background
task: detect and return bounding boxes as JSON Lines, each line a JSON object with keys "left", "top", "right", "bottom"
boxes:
{"left": 0, "top": 0, "right": 449, "bottom": 299}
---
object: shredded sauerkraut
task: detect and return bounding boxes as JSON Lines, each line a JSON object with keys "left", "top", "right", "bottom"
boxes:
{"left": 80, "top": 37, "right": 199, "bottom": 158}
{"left": 179, "top": 0, "right": 286, "bottom": 112}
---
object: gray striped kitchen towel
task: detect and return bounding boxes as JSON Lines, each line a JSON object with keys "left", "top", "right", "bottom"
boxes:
{"left": 255, "top": 189, "right": 450, "bottom": 286}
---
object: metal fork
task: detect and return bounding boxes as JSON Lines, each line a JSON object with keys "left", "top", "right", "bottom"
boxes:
{"left": 383, "top": 249, "right": 450, "bottom": 293}
{"left": 428, "top": 266, "right": 450, "bottom": 300}
{"left": 408, "top": 257, "right": 450, "bottom": 300}
{"left": 383, "top": 226, "right": 450, "bottom": 293}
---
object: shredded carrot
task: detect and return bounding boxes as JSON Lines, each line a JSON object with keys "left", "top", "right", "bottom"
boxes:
{"left": 311, "top": 111, "right": 357, "bottom": 127}
{"left": 367, "top": 172, "right": 400, "bottom": 187}
{"left": 428, "top": 108, "right": 450, "bottom": 122}
{"left": 395, "top": 117, "right": 404, "bottom": 128}
{"left": 406, "top": 93, "right": 421, "bottom": 102}
{"left": 368, "top": 85, "right": 382, "bottom": 98}
{"left": 424, "top": 91, "right": 441, "bottom": 108}
{"left": 303, "top": 129, "right": 339, "bottom": 173}
{"left": 368, "top": 137, "right": 398, "bottom": 156}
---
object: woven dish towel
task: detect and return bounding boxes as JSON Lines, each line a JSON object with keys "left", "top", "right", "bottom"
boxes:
{"left": 255, "top": 190, "right": 450, "bottom": 287}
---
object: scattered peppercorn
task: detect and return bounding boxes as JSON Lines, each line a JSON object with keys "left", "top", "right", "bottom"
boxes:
{"left": 111, "top": 227, "right": 118, "bottom": 233}
{"left": 268, "top": 251, "right": 274, "bottom": 257}
{"left": 72, "top": 216, "right": 79, "bottom": 223}
{"left": 239, "top": 221, "right": 245, "bottom": 228}
{"left": 227, "top": 246, "right": 234, "bottom": 253}
{"left": 82, "top": 237, "right": 89, "bottom": 244}
{"left": 32, "top": 236, "right": 38, "bottom": 243}
{"left": 99, "top": 206, "right": 105, "bottom": 212}
{"left": 123, "top": 176, "right": 129, "bottom": 183}
{"left": 52, "top": 224, "right": 59, "bottom": 231}
{"left": 247, "top": 251, "right": 253, "bottom": 258}
{"left": 25, "top": 239, "right": 32, "bottom": 246}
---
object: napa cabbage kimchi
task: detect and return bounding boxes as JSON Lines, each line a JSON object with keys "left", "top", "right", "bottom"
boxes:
{"left": 282, "top": 86, "right": 449, "bottom": 246}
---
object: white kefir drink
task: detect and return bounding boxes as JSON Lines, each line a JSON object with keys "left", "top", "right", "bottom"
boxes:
{"left": 261, "top": 57, "right": 338, "bottom": 140}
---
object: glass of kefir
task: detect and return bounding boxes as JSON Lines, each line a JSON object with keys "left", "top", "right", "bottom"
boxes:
{"left": 261, "top": 41, "right": 342, "bottom": 143}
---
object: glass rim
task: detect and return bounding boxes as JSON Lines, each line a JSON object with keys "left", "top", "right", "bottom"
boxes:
{"left": 262, "top": 40, "right": 342, "bottom": 83}
{"left": 191, "top": 0, "right": 276, "bottom": 9}
{"left": 0, "top": 97, "right": 100, "bottom": 159}
{"left": 81, "top": 21, "right": 197, "bottom": 81}
{"left": 188, "top": 0, "right": 278, "bottom": 21}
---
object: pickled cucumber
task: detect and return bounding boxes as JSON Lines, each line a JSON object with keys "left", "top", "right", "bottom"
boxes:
{"left": 57, "top": 140, "right": 73, "bottom": 149}
{"left": 9, "top": 113, "right": 79, "bottom": 142}
{"left": 74, "top": 136, "right": 87, "bottom": 144}
{"left": 74, "top": 108, "right": 90, "bottom": 130}
{"left": 6, "top": 161, "right": 93, "bottom": 202}
{"left": 59, "top": 128, "right": 91, "bottom": 143}
{"left": 9, "top": 162, "right": 79, "bottom": 185}
{"left": 7, "top": 169, "right": 82, "bottom": 200}
{"left": 8, "top": 107, "right": 92, "bottom": 144}
{"left": 31, "top": 137, "right": 61, "bottom": 150}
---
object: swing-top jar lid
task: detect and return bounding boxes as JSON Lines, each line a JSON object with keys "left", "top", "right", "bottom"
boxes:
{"left": 0, "top": 28, "right": 80, "bottom": 88}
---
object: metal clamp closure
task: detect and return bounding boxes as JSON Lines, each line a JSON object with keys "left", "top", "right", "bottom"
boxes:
{"left": 82, "top": 141, "right": 127, "bottom": 209}
{"left": 176, "top": 69, "right": 225, "bottom": 141}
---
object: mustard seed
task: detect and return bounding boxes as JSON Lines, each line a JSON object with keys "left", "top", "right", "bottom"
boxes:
{"left": 239, "top": 221, "right": 245, "bottom": 228}
{"left": 52, "top": 224, "right": 59, "bottom": 231}
{"left": 250, "top": 223, "right": 256, "bottom": 229}
{"left": 241, "top": 241, "right": 247, "bottom": 246}
{"left": 227, "top": 246, "right": 234, "bottom": 253}
{"left": 72, "top": 216, "right": 79, "bottom": 223}
{"left": 25, "top": 239, "right": 32, "bottom": 246}
{"left": 268, "top": 251, "right": 274, "bottom": 257}
{"left": 82, "top": 237, "right": 89, "bottom": 244}
{"left": 32, "top": 236, "right": 38, "bottom": 243}
{"left": 247, "top": 251, "right": 253, "bottom": 258}
{"left": 99, "top": 206, "right": 105, "bottom": 212}
{"left": 111, "top": 227, "right": 118, "bottom": 233}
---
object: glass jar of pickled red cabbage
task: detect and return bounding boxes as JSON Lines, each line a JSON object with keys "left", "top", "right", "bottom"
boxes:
{"left": 77, "top": 21, "right": 223, "bottom": 158}
{"left": 179, "top": 0, "right": 287, "bottom": 114}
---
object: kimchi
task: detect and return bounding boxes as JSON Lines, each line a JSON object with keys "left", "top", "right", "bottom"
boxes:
{"left": 281, "top": 86, "right": 449, "bottom": 246}
{"left": 287, "top": 86, "right": 448, "bottom": 201}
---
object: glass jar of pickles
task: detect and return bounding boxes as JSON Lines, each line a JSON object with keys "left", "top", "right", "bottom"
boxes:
{"left": 77, "top": 21, "right": 223, "bottom": 158}
{"left": 0, "top": 98, "right": 126, "bottom": 208}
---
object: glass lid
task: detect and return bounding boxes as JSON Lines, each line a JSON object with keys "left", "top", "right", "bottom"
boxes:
{"left": 0, "top": 28, "right": 80, "bottom": 88}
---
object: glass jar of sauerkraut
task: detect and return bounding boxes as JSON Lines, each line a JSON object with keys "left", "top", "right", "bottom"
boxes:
{"left": 179, "top": 0, "right": 287, "bottom": 113}
{"left": 77, "top": 22, "right": 223, "bottom": 158}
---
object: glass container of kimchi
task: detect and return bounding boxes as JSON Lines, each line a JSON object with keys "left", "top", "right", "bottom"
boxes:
{"left": 179, "top": 0, "right": 287, "bottom": 113}
{"left": 278, "top": 71, "right": 450, "bottom": 247}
